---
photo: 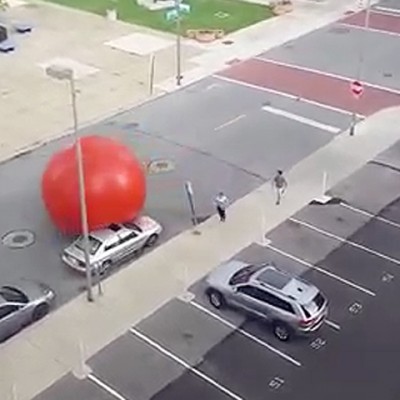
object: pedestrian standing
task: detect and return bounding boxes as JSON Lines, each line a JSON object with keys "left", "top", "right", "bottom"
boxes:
{"left": 273, "top": 170, "right": 288, "bottom": 205}
{"left": 214, "top": 192, "right": 229, "bottom": 222}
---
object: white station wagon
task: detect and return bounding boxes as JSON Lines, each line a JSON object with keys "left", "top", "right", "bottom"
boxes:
{"left": 62, "top": 215, "right": 162, "bottom": 274}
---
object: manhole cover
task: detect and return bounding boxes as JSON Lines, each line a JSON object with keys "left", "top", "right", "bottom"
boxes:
{"left": 383, "top": 72, "right": 393, "bottom": 78}
{"left": 2, "top": 229, "right": 35, "bottom": 249}
{"left": 222, "top": 40, "right": 234, "bottom": 45}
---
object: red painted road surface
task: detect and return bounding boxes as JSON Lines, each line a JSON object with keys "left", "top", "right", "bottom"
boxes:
{"left": 340, "top": 10, "right": 400, "bottom": 35}
{"left": 217, "top": 59, "right": 400, "bottom": 116}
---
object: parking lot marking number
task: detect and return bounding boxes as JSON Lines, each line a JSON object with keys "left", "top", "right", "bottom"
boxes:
{"left": 382, "top": 272, "right": 394, "bottom": 283}
{"left": 310, "top": 337, "right": 326, "bottom": 350}
{"left": 348, "top": 302, "right": 363, "bottom": 315}
{"left": 88, "top": 374, "right": 128, "bottom": 400}
{"left": 130, "top": 328, "right": 245, "bottom": 400}
{"left": 266, "top": 243, "right": 376, "bottom": 297}
{"left": 188, "top": 300, "right": 302, "bottom": 367}
{"left": 269, "top": 377, "right": 285, "bottom": 390}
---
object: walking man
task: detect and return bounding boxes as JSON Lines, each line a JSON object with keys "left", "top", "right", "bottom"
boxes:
{"left": 273, "top": 170, "right": 288, "bottom": 205}
{"left": 214, "top": 191, "right": 229, "bottom": 222}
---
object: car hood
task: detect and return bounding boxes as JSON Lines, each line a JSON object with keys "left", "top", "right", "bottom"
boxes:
{"left": 206, "top": 260, "right": 250, "bottom": 286}
{"left": 3, "top": 279, "right": 54, "bottom": 302}
{"left": 135, "top": 215, "right": 162, "bottom": 232}
{"left": 64, "top": 243, "right": 89, "bottom": 262}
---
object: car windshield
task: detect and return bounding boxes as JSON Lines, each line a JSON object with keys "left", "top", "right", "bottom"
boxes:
{"left": 229, "top": 265, "right": 264, "bottom": 285}
{"left": 301, "top": 292, "right": 325, "bottom": 318}
{"left": 0, "top": 286, "right": 29, "bottom": 304}
{"left": 75, "top": 236, "right": 102, "bottom": 255}
{"left": 122, "top": 222, "right": 143, "bottom": 233}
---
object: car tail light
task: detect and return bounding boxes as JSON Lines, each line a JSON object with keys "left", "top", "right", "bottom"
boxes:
{"left": 299, "top": 318, "right": 317, "bottom": 327}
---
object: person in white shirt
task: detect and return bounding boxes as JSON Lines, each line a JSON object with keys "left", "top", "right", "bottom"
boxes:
{"left": 214, "top": 192, "right": 229, "bottom": 222}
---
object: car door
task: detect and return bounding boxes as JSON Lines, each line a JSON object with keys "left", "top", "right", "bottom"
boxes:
{"left": 102, "top": 239, "right": 120, "bottom": 264}
{"left": 255, "top": 292, "right": 296, "bottom": 322}
{"left": 116, "top": 232, "right": 139, "bottom": 261}
{"left": 0, "top": 303, "right": 23, "bottom": 342}
{"left": 231, "top": 285, "right": 271, "bottom": 319}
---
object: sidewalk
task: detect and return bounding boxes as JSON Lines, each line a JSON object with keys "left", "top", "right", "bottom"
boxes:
{"left": 1, "top": 0, "right": 362, "bottom": 163}
{"left": 1, "top": 107, "right": 400, "bottom": 400}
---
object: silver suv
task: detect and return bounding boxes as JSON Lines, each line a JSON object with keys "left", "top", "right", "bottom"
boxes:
{"left": 205, "top": 260, "right": 328, "bottom": 341}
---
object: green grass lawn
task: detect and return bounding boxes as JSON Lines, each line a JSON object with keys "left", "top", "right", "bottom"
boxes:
{"left": 46, "top": 0, "right": 274, "bottom": 35}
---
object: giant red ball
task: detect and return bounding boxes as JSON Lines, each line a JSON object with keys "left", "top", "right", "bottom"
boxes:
{"left": 41, "top": 135, "right": 146, "bottom": 234}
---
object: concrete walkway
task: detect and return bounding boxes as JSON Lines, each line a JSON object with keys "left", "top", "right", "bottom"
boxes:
{"left": 1, "top": 107, "right": 399, "bottom": 400}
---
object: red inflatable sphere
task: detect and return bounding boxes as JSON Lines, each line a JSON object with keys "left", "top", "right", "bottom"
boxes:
{"left": 42, "top": 135, "right": 146, "bottom": 234}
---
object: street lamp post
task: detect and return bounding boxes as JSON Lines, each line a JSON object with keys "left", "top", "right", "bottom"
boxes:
{"left": 175, "top": 0, "right": 182, "bottom": 86}
{"left": 165, "top": 1, "right": 190, "bottom": 86}
{"left": 350, "top": 0, "right": 371, "bottom": 136}
{"left": 45, "top": 65, "right": 94, "bottom": 302}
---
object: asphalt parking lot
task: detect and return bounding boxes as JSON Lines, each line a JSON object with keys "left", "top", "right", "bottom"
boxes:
{"left": 33, "top": 139, "right": 400, "bottom": 400}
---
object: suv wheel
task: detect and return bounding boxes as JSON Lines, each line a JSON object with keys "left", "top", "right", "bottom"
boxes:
{"left": 207, "top": 290, "right": 225, "bottom": 309}
{"left": 273, "top": 322, "right": 292, "bottom": 341}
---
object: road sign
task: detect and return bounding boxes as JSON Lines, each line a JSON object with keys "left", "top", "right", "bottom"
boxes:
{"left": 165, "top": 8, "right": 179, "bottom": 21}
{"left": 178, "top": 3, "right": 190, "bottom": 13}
{"left": 351, "top": 80, "right": 364, "bottom": 98}
{"left": 165, "top": 3, "right": 190, "bottom": 21}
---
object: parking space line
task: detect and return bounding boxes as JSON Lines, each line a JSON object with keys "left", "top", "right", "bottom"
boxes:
{"left": 214, "top": 74, "right": 355, "bottom": 116}
{"left": 339, "top": 22, "right": 400, "bottom": 37}
{"left": 87, "top": 373, "right": 128, "bottom": 400}
{"left": 256, "top": 57, "right": 400, "bottom": 96}
{"left": 214, "top": 114, "right": 246, "bottom": 131}
{"left": 266, "top": 243, "right": 376, "bottom": 297}
{"left": 290, "top": 217, "right": 400, "bottom": 267}
{"left": 261, "top": 105, "right": 341, "bottom": 134}
{"left": 130, "top": 328, "right": 245, "bottom": 400}
{"left": 188, "top": 300, "right": 302, "bottom": 367}
{"left": 374, "top": 6, "right": 400, "bottom": 15}
{"left": 340, "top": 202, "right": 400, "bottom": 230}
{"left": 325, "top": 319, "right": 341, "bottom": 331}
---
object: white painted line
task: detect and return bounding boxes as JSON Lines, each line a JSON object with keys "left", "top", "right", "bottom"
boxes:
{"left": 290, "top": 217, "right": 400, "bottom": 267}
{"left": 373, "top": 7, "right": 400, "bottom": 16}
{"left": 130, "top": 328, "right": 244, "bottom": 400}
{"left": 325, "top": 319, "right": 341, "bottom": 331}
{"left": 188, "top": 300, "right": 301, "bottom": 367}
{"left": 205, "top": 83, "right": 222, "bottom": 91}
{"left": 261, "top": 105, "right": 341, "bottom": 134}
{"left": 255, "top": 57, "right": 400, "bottom": 96}
{"left": 214, "top": 114, "right": 246, "bottom": 131}
{"left": 266, "top": 243, "right": 376, "bottom": 296}
{"left": 341, "top": 202, "right": 400, "bottom": 230}
{"left": 88, "top": 374, "right": 128, "bottom": 400}
{"left": 214, "top": 74, "right": 357, "bottom": 117}
{"left": 339, "top": 21, "right": 400, "bottom": 38}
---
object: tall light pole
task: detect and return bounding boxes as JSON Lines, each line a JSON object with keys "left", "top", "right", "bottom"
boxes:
{"left": 175, "top": 0, "right": 182, "bottom": 86}
{"left": 350, "top": 0, "right": 371, "bottom": 136}
{"left": 45, "top": 65, "right": 94, "bottom": 302}
{"left": 165, "top": 1, "right": 190, "bottom": 86}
